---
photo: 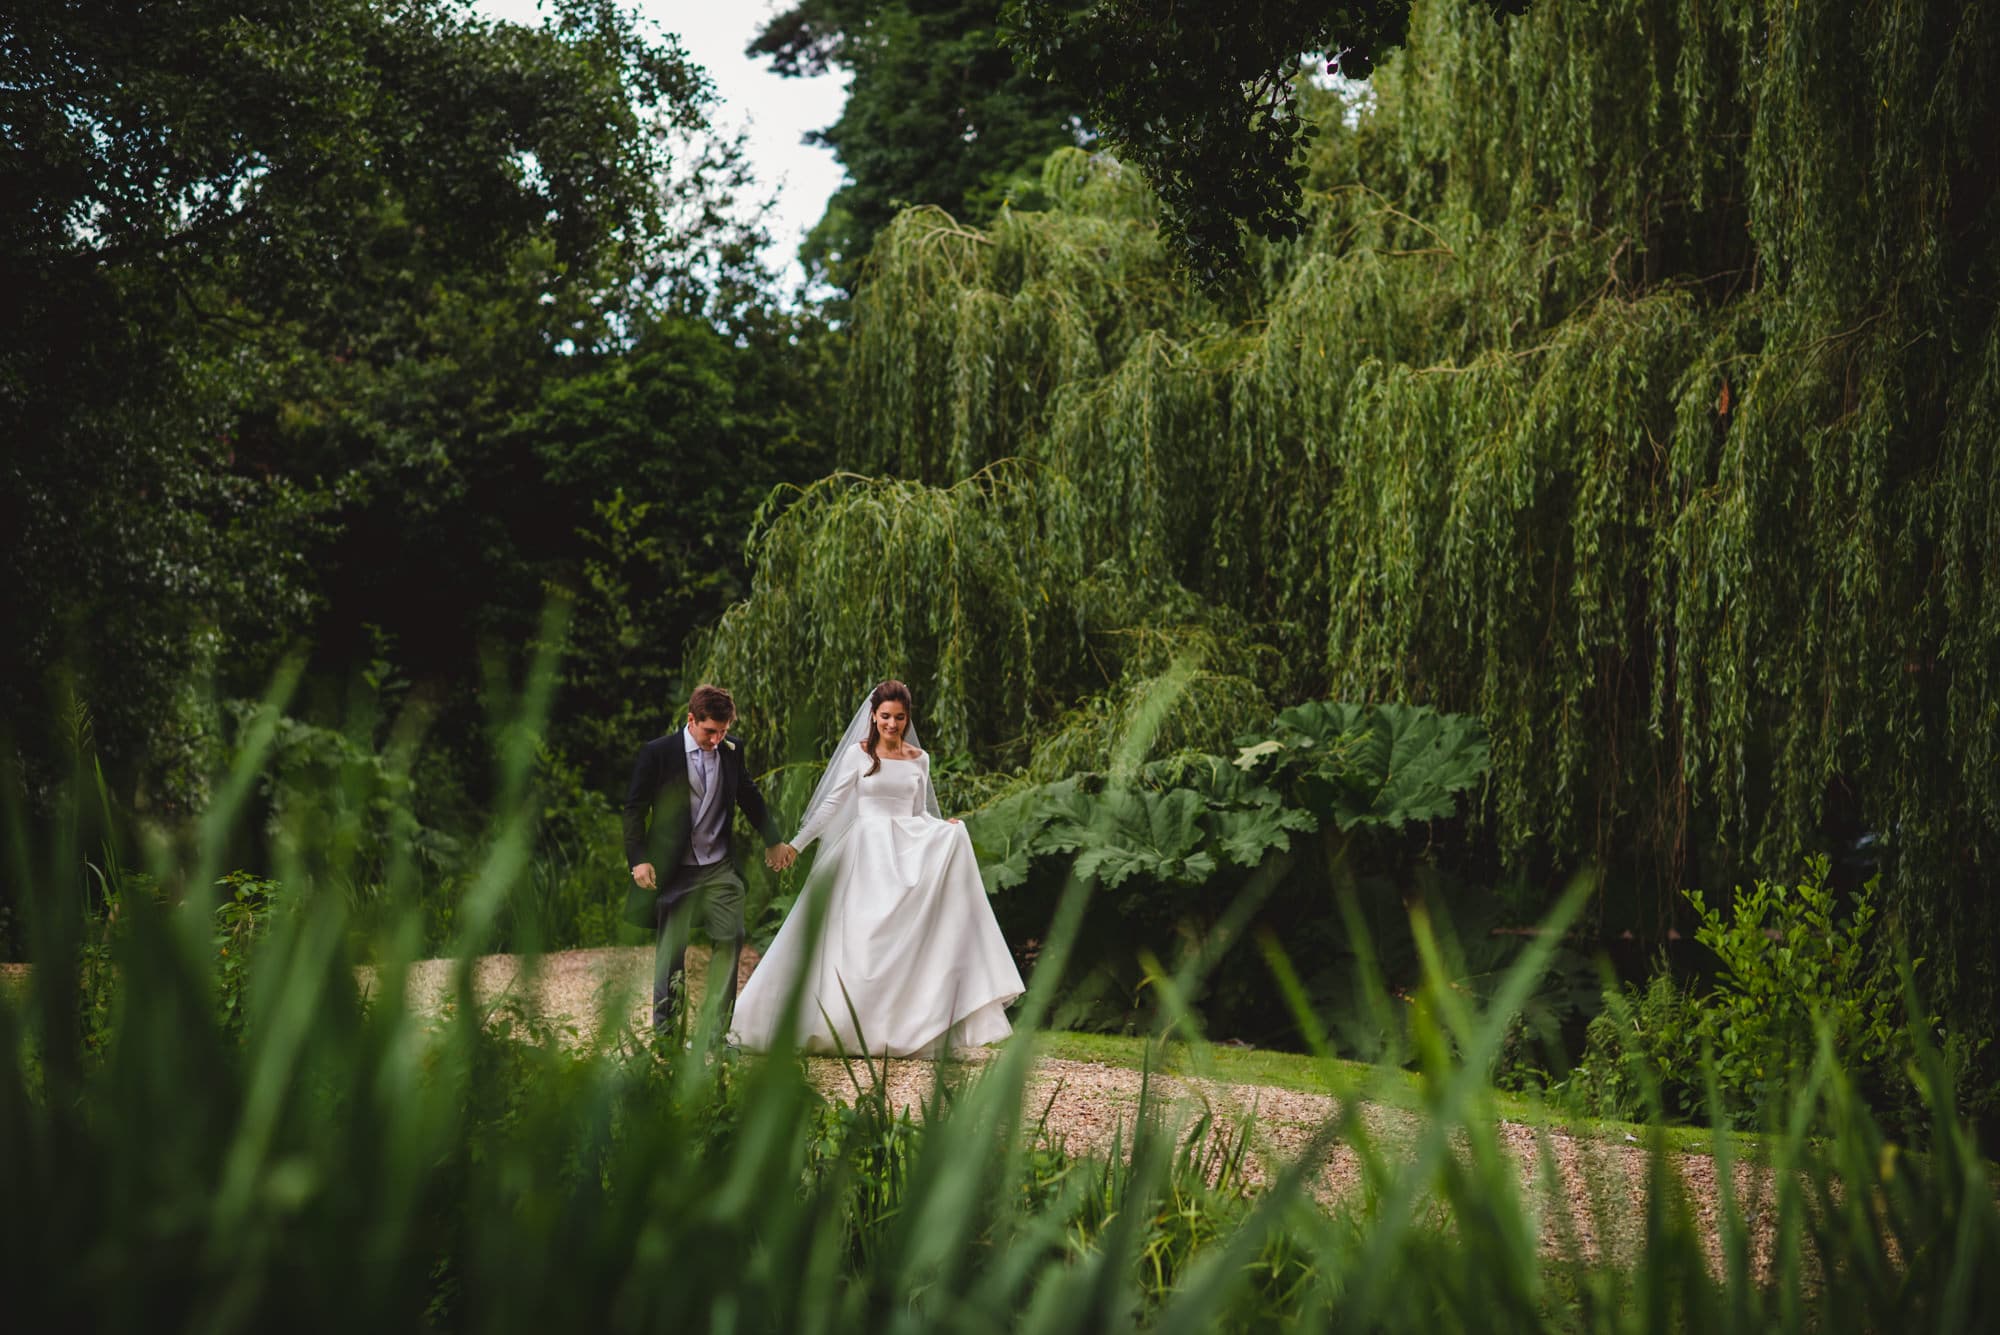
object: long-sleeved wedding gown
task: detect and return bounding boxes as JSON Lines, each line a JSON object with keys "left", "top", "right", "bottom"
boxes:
{"left": 729, "top": 743, "right": 1024, "bottom": 1056}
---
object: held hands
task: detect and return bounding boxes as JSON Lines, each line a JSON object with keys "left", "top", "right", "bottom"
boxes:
{"left": 631, "top": 862, "right": 657, "bottom": 891}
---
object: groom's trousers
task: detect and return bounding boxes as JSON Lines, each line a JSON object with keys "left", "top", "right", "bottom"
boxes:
{"left": 652, "top": 860, "right": 747, "bottom": 1033}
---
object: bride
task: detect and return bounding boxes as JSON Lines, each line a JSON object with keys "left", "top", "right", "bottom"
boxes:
{"left": 729, "top": 680, "right": 1026, "bottom": 1056}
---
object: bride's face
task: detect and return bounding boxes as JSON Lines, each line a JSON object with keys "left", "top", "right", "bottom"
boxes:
{"left": 872, "top": 700, "right": 909, "bottom": 746}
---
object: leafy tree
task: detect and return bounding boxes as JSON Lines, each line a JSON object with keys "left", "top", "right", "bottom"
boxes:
{"left": 751, "top": 0, "right": 1091, "bottom": 288}
{"left": 526, "top": 312, "right": 829, "bottom": 784}
{"left": 706, "top": 0, "right": 2000, "bottom": 1036}
{"left": 240, "top": 236, "right": 827, "bottom": 787}
{"left": 1, "top": 0, "right": 783, "bottom": 802}
{"left": 1006, "top": 0, "right": 1527, "bottom": 282}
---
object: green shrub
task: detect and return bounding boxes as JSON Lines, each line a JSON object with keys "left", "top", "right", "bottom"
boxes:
{"left": 966, "top": 698, "right": 1493, "bottom": 1041}
{"left": 211, "top": 870, "right": 285, "bottom": 1034}
{"left": 245, "top": 703, "right": 463, "bottom": 896}
{"left": 61, "top": 865, "right": 290, "bottom": 1054}
{"left": 1689, "top": 856, "right": 1909, "bottom": 1115}
{"left": 1568, "top": 856, "right": 1942, "bottom": 1128}
{"left": 515, "top": 746, "right": 628, "bottom": 950}
{"left": 1566, "top": 969, "right": 1702, "bottom": 1122}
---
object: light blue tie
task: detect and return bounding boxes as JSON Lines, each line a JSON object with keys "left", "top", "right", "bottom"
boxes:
{"left": 693, "top": 748, "right": 717, "bottom": 827}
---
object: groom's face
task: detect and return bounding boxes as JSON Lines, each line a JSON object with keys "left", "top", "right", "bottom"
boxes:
{"left": 686, "top": 714, "right": 731, "bottom": 750}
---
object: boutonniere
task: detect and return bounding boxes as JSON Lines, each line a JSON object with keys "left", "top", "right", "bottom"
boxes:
{"left": 725, "top": 737, "right": 738, "bottom": 751}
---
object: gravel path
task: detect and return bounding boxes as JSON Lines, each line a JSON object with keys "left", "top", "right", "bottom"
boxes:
{"left": 368, "top": 944, "right": 1786, "bottom": 1276}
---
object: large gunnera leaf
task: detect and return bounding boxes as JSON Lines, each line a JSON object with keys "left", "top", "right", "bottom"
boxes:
{"left": 1235, "top": 702, "right": 1489, "bottom": 832}
{"left": 1351, "top": 705, "right": 1489, "bottom": 829}
{"left": 965, "top": 785, "right": 1049, "bottom": 892}
{"left": 1069, "top": 787, "right": 1216, "bottom": 889}
{"left": 1208, "top": 802, "right": 1316, "bottom": 866}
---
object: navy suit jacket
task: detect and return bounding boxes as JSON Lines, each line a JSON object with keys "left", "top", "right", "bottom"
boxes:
{"left": 621, "top": 729, "right": 782, "bottom": 927}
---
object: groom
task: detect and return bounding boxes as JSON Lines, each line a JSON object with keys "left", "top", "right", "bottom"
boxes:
{"left": 623, "top": 684, "right": 784, "bottom": 1034}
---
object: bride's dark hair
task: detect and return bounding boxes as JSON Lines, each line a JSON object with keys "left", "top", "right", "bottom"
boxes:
{"left": 863, "top": 679, "right": 913, "bottom": 777}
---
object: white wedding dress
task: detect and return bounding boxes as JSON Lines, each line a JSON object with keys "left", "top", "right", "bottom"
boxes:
{"left": 730, "top": 743, "right": 1025, "bottom": 1056}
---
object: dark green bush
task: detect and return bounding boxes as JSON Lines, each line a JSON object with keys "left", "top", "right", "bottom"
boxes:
{"left": 1564, "top": 857, "right": 1980, "bottom": 1130}
{"left": 967, "top": 698, "right": 1493, "bottom": 1042}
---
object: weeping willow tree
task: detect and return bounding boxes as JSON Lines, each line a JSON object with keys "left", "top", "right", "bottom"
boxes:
{"left": 695, "top": 460, "right": 1273, "bottom": 815}
{"left": 695, "top": 465, "right": 1070, "bottom": 792}
{"left": 700, "top": 0, "right": 2000, "bottom": 1017}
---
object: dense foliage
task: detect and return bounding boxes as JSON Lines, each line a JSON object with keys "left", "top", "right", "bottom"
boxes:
{"left": 707, "top": 0, "right": 2000, "bottom": 1039}
{"left": 10, "top": 0, "right": 1997, "bottom": 1145}
{"left": 1, "top": 0, "right": 833, "bottom": 826}
{"left": 1566, "top": 856, "right": 1994, "bottom": 1132}
{"left": 963, "top": 698, "right": 1493, "bottom": 1039}
{"left": 1006, "top": 0, "right": 1396, "bottom": 283}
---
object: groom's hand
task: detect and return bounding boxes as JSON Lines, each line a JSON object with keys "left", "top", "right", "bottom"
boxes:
{"left": 765, "top": 843, "right": 797, "bottom": 871}
{"left": 632, "top": 862, "right": 657, "bottom": 891}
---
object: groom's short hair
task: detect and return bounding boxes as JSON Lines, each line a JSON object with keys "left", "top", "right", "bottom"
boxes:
{"left": 686, "top": 684, "right": 736, "bottom": 724}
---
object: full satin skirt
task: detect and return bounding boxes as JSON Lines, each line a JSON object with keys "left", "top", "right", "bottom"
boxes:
{"left": 730, "top": 814, "right": 1025, "bottom": 1056}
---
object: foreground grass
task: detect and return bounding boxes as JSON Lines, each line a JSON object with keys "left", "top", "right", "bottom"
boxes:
{"left": 17, "top": 917, "right": 1988, "bottom": 1332}
{"left": 0, "top": 942, "right": 1859, "bottom": 1170}
{"left": 9, "top": 667, "right": 1991, "bottom": 1332}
